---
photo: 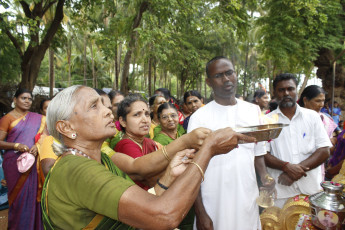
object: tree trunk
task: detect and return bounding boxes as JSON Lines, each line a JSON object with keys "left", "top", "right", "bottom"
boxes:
{"left": 153, "top": 58, "right": 157, "bottom": 91}
{"left": 266, "top": 60, "right": 275, "bottom": 97}
{"left": 142, "top": 60, "right": 145, "bottom": 91}
{"left": 120, "top": 1, "right": 149, "bottom": 94}
{"left": 298, "top": 65, "right": 314, "bottom": 98}
{"left": 204, "top": 76, "right": 207, "bottom": 101}
{"left": 113, "top": 45, "right": 117, "bottom": 89}
{"left": 164, "top": 70, "right": 167, "bottom": 88}
{"left": 118, "top": 43, "right": 122, "bottom": 88}
{"left": 135, "top": 61, "right": 139, "bottom": 83}
{"left": 8, "top": 0, "right": 65, "bottom": 91}
{"left": 148, "top": 57, "right": 152, "bottom": 97}
{"left": 131, "top": 53, "right": 136, "bottom": 88}
{"left": 199, "top": 73, "right": 202, "bottom": 92}
{"left": 271, "top": 65, "right": 276, "bottom": 95}
{"left": 243, "top": 42, "right": 250, "bottom": 97}
{"left": 159, "top": 69, "right": 163, "bottom": 86}
{"left": 67, "top": 39, "right": 71, "bottom": 87}
{"left": 113, "top": 42, "right": 120, "bottom": 90}
{"left": 83, "top": 34, "right": 88, "bottom": 86}
{"left": 90, "top": 41, "right": 97, "bottom": 88}
{"left": 314, "top": 48, "right": 345, "bottom": 109}
{"left": 176, "top": 77, "right": 179, "bottom": 99}
{"left": 49, "top": 47, "right": 55, "bottom": 98}
{"left": 140, "top": 60, "right": 143, "bottom": 91}
{"left": 180, "top": 68, "right": 188, "bottom": 99}
{"left": 20, "top": 50, "right": 43, "bottom": 91}
{"left": 168, "top": 73, "right": 171, "bottom": 92}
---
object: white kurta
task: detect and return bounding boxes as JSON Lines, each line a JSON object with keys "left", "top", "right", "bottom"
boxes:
{"left": 188, "top": 100, "right": 265, "bottom": 230}
{"left": 266, "top": 105, "right": 332, "bottom": 199}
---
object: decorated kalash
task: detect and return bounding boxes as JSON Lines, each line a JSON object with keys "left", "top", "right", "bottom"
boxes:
{"left": 260, "top": 181, "right": 345, "bottom": 230}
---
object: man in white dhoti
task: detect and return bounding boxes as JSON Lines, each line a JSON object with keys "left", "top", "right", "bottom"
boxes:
{"left": 265, "top": 73, "right": 331, "bottom": 208}
{"left": 189, "top": 56, "right": 275, "bottom": 230}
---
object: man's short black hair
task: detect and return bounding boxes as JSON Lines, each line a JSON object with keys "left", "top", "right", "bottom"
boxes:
{"left": 273, "top": 73, "right": 298, "bottom": 90}
{"left": 206, "top": 56, "right": 231, "bottom": 78}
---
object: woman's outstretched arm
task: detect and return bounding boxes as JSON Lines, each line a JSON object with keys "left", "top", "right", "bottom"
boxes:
{"left": 117, "top": 128, "right": 256, "bottom": 229}
{"left": 111, "top": 127, "right": 210, "bottom": 181}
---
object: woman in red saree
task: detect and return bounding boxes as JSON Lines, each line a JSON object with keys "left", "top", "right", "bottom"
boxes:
{"left": 0, "top": 89, "right": 46, "bottom": 230}
{"left": 115, "top": 94, "right": 162, "bottom": 190}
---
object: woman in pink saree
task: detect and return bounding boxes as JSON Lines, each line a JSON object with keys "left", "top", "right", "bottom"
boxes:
{"left": 0, "top": 89, "right": 46, "bottom": 230}
{"left": 298, "top": 85, "right": 338, "bottom": 138}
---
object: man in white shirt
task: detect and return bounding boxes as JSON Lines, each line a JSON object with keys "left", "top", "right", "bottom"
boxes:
{"left": 188, "top": 56, "right": 275, "bottom": 230}
{"left": 265, "top": 73, "right": 332, "bottom": 208}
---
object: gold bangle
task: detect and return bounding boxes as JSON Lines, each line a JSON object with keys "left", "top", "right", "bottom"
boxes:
{"left": 162, "top": 146, "right": 170, "bottom": 162}
{"left": 14, "top": 143, "right": 20, "bottom": 150}
{"left": 190, "top": 161, "right": 205, "bottom": 182}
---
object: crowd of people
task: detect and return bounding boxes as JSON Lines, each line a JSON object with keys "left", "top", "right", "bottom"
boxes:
{"left": 0, "top": 55, "right": 344, "bottom": 229}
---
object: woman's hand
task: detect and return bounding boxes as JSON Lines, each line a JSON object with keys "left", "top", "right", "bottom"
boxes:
{"left": 169, "top": 149, "right": 196, "bottom": 178}
{"left": 185, "top": 128, "right": 212, "bottom": 150}
{"left": 29, "top": 145, "right": 38, "bottom": 156}
{"left": 154, "top": 149, "right": 196, "bottom": 195}
{"left": 204, "top": 127, "right": 257, "bottom": 156}
{"left": 15, "top": 143, "right": 29, "bottom": 152}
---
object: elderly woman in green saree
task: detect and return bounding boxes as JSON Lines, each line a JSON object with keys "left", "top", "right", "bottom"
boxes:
{"left": 42, "top": 85, "right": 255, "bottom": 229}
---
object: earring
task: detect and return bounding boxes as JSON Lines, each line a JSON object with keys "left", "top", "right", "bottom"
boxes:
{"left": 71, "top": 133, "right": 77, "bottom": 139}
{"left": 11, "top": 102, "right": 15, "bottom": 108}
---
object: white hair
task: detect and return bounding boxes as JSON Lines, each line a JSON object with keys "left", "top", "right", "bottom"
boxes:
{"left": 46, "top": 85, "right": 84, "bottom": 155}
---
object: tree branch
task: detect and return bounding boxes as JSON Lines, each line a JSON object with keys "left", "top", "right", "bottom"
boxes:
{"left": 332, "top": 49, "right": 345, "bottom": 64}
{"left": 0, "top": 14, "right": 23, "bottom": 57}
{"left": 39, "top": 0, "right": 65, "bottom": 51}
{"left": 42, "top": 0, "right": 58, "bottom": 16}
{"left": 32, "top": 2, "right": 43, "bottom": 18}
{"left": 19, "top": 1, "right": 32, "bottom": 18}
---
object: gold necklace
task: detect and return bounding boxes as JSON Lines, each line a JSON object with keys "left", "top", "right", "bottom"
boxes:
{"left": 126, "top": 135, "right": 143, "bottom": 150}
{"left": 12, "top": 109, "right": 27, "bottom": 120}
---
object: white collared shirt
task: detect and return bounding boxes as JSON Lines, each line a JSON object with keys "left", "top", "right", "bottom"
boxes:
{"left": 266, "top": 105, "right": 332, "bottom": 198}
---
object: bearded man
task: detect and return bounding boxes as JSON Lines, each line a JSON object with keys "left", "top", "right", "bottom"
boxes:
{"left": 265, "top": 73, "right": 332, "bottom": 208}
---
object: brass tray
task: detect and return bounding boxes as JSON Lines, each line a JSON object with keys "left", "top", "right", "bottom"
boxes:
{"left": 234, "top": 123, "right": 289, "bottom": 143}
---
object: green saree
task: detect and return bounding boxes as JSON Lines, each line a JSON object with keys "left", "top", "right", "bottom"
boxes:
{"left": 41, "top": 153, "right": 135, "bottom": 230}
{"left": 153, "top": 124, "right": 186, "bottom": 146}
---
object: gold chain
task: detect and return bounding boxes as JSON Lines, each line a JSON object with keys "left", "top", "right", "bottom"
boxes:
{"left": 126, "top": 135, "right": 143, "bottom": 150}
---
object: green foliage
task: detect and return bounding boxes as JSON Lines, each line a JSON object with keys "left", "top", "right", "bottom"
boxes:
{"left": 257, "top": 0, "right": 345, "bottom": 72}
{"left": 0, "top": 31, "right": 21, "bottom": 83}
{"left": 2, "top": 0, "right": 345, "bottom": 96}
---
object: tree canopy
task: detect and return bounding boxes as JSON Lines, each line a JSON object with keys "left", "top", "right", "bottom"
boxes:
{"left": 1, "top": 0, "right": 345, "bottom": 101}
